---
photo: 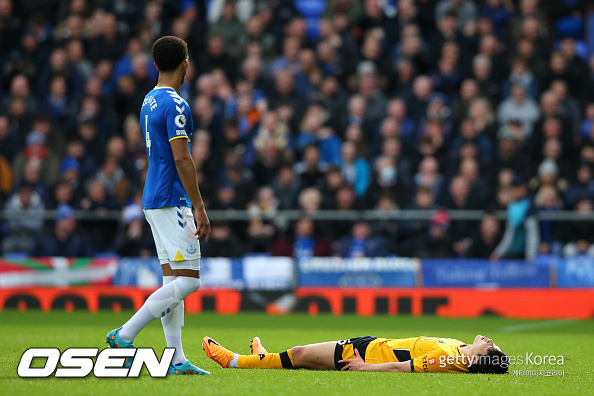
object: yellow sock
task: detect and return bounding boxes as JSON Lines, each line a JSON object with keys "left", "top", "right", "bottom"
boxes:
{"left": 237, "top": 350, "right": 295, "bottom": 369}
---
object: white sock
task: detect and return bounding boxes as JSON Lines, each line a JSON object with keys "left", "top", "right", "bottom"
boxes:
{"left": 230, "top": 353, "right": 239, "bottom": 368}
{"left": 161, "top": 276, "right": 186, "bottom": 365}
{"left": 119, "top": 277, "right": 200, "bottom": 343}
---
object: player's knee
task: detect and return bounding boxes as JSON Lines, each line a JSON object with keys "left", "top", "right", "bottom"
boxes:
{"left": 290, "top": 346, "right": 305, "bottom": 363}
{"left": 174, "top": 276, "right": 201, "bottom": 299}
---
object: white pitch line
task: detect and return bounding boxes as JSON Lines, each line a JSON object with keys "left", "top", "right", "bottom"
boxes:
{"left": 499, "top": 320, "right": 580, "bottom": 333}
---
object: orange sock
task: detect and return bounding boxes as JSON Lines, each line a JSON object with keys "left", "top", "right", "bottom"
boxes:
{"left": 237, "top": 350, "right": 295, "bottom": 369}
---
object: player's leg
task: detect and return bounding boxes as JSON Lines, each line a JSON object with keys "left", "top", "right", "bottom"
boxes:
{"left": 204, "top": 336, "right": 338, "bottom": 370}
{"left": 160, "top": 263, "right": 186, "bottom": 365}
{"left": 115, "top": 267, "right": 200, "bottom": 343}
{"left": 110, "top": 208, "right": 201, "bottom": 343}
{"left": 155, "top": 206, "right": 207, "bottom": 375}
{"left": 288, "top": 342, "right": 338, "bottom": 369}
{"left": 105, "top": 210, "right": 170, "bottom": 364}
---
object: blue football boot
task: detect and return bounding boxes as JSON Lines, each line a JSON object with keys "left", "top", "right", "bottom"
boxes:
{"left": 168, "top": 359, "right": 211, "bottom": 375}
{"left": 105, "top": 328, "right": 135, "bottom": 368}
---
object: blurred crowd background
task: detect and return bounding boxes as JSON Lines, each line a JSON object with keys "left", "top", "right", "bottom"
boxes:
{"left": 0, "top": 0, "right": 593, "bottom": 261}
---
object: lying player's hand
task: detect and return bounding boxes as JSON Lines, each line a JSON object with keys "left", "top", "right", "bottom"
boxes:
{"left": 194, "top": 208, "right": 211, "bottom": 241}
{"left": 339, "top": 348, "right": 368, "bottom": 371}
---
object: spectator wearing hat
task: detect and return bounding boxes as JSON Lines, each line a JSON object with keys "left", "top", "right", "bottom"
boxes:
{"left": 357, "top": 73, "right": 387, "bottom": 126}
{"left": 2, "top": 184, "right": 45, "bottom": 254}
{"left": 479, "top": 0, "right": 514, "bottom": 39}
{"left": 61, "top": 156, "right": 80, "bottom": 181}
{"left": 30, "top": 204, "right": 94, "bottom": 257}
{"left": 529, "top": 157, "right": 568, "bottom": 202}
{"left": 491, "top": 175, "right": 540, "bottom": 261}
{"left": 12, "top": 131, "right": 61, "bottom": 187}
{"left": 114, "top": 200, "right": 155, "bottom": 257}
{"left": 409, "top": 209, "right": 457, "bottom": 258}
{"left": 492, "top": 125, "right": 531, "bottom": 179}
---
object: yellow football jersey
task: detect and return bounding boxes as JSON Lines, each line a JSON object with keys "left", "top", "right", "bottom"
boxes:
{"left": 341, "top": 336, "right": 470, "bottom": 373}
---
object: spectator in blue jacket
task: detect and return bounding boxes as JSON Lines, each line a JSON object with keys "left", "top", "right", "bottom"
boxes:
{"left": 338, "top": 141, "right": 370, "bottom": 198}
{"left": 30, "top": 204, "right": 95, "bottom": 257}
{"left": 335, "top": 221, "right": 389, "bottom": 258}
{"left": 491, "top": 176, "right": 540, "bottom": 261}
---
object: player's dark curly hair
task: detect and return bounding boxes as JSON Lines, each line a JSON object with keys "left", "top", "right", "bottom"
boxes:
{"left": 468, "top": 348, "right": 509, "bottom": 374}
{"left": 152, "top": 36, "right": 188, "bottom": 72}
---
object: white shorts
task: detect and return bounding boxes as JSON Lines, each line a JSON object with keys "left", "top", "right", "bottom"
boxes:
{"left": 144, "top": 206, "right": 201, "bottom": 270}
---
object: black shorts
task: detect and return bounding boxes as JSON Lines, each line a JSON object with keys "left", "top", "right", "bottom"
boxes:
{"left": 334, "top": 336, "right": 377, "bottom": 370}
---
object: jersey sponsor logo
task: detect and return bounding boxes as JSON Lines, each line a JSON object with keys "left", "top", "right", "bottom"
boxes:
{"left": 428, "top": 358, "right": 436, "bottom": 365}
{"left": 176, "top": 129, "right": 187, "bottom": 136}
{"left": 421, "top": 355, "right": 429, "bottom": 372}
{"left": 186, "top": 243, "right": 197, "bottom": 254}
{"left": 17, "top": 347, "right": 174, "bottom": 378}
{"left": 175, "top": 114, "right": 187, "bottom": 128}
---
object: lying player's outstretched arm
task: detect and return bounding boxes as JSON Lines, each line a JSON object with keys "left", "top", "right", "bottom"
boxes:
{"left": 338, "top": 349, "right": 412, "bottom": 372}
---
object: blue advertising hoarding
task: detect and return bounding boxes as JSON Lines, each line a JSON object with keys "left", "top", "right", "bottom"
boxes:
{"left": 557, "top": 256, "right": 594, "bottom": 288}
{"left": 297, "top": 257, "right": 418, "bottom": 287}
{"left": 421, "top": 260, "right": 550, "bottom": 288}
{"left": 112, "top": 257, "right": 293, "bottom": 290}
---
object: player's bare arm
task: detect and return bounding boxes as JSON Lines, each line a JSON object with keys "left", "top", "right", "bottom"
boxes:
{"left": 339, "top": 349, "right": 412, "bottom": 372}
{"left": 170, "top": 138, "right": 211, "bottom": 241}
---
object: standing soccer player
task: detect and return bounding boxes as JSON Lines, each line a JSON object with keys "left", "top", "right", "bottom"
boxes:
{"left": 106, "top": 36, "right": 211, "bottom": 375}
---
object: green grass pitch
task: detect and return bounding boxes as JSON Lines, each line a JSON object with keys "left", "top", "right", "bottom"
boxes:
{"left": 0, "top": 311, "right": 592, "bottom": 395}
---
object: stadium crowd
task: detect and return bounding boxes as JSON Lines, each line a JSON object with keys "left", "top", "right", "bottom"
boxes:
{"left": 0, "top": 0, "right": 593, "bottom": 260}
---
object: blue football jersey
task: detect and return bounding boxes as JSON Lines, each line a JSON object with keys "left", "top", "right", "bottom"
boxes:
{"left": 140, "top": 86, "right": 194, "bottom": 209}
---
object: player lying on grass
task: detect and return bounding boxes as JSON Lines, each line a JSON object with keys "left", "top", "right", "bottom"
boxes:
{"left": 203, "top": 334, "right": 508, "bottom": 374}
